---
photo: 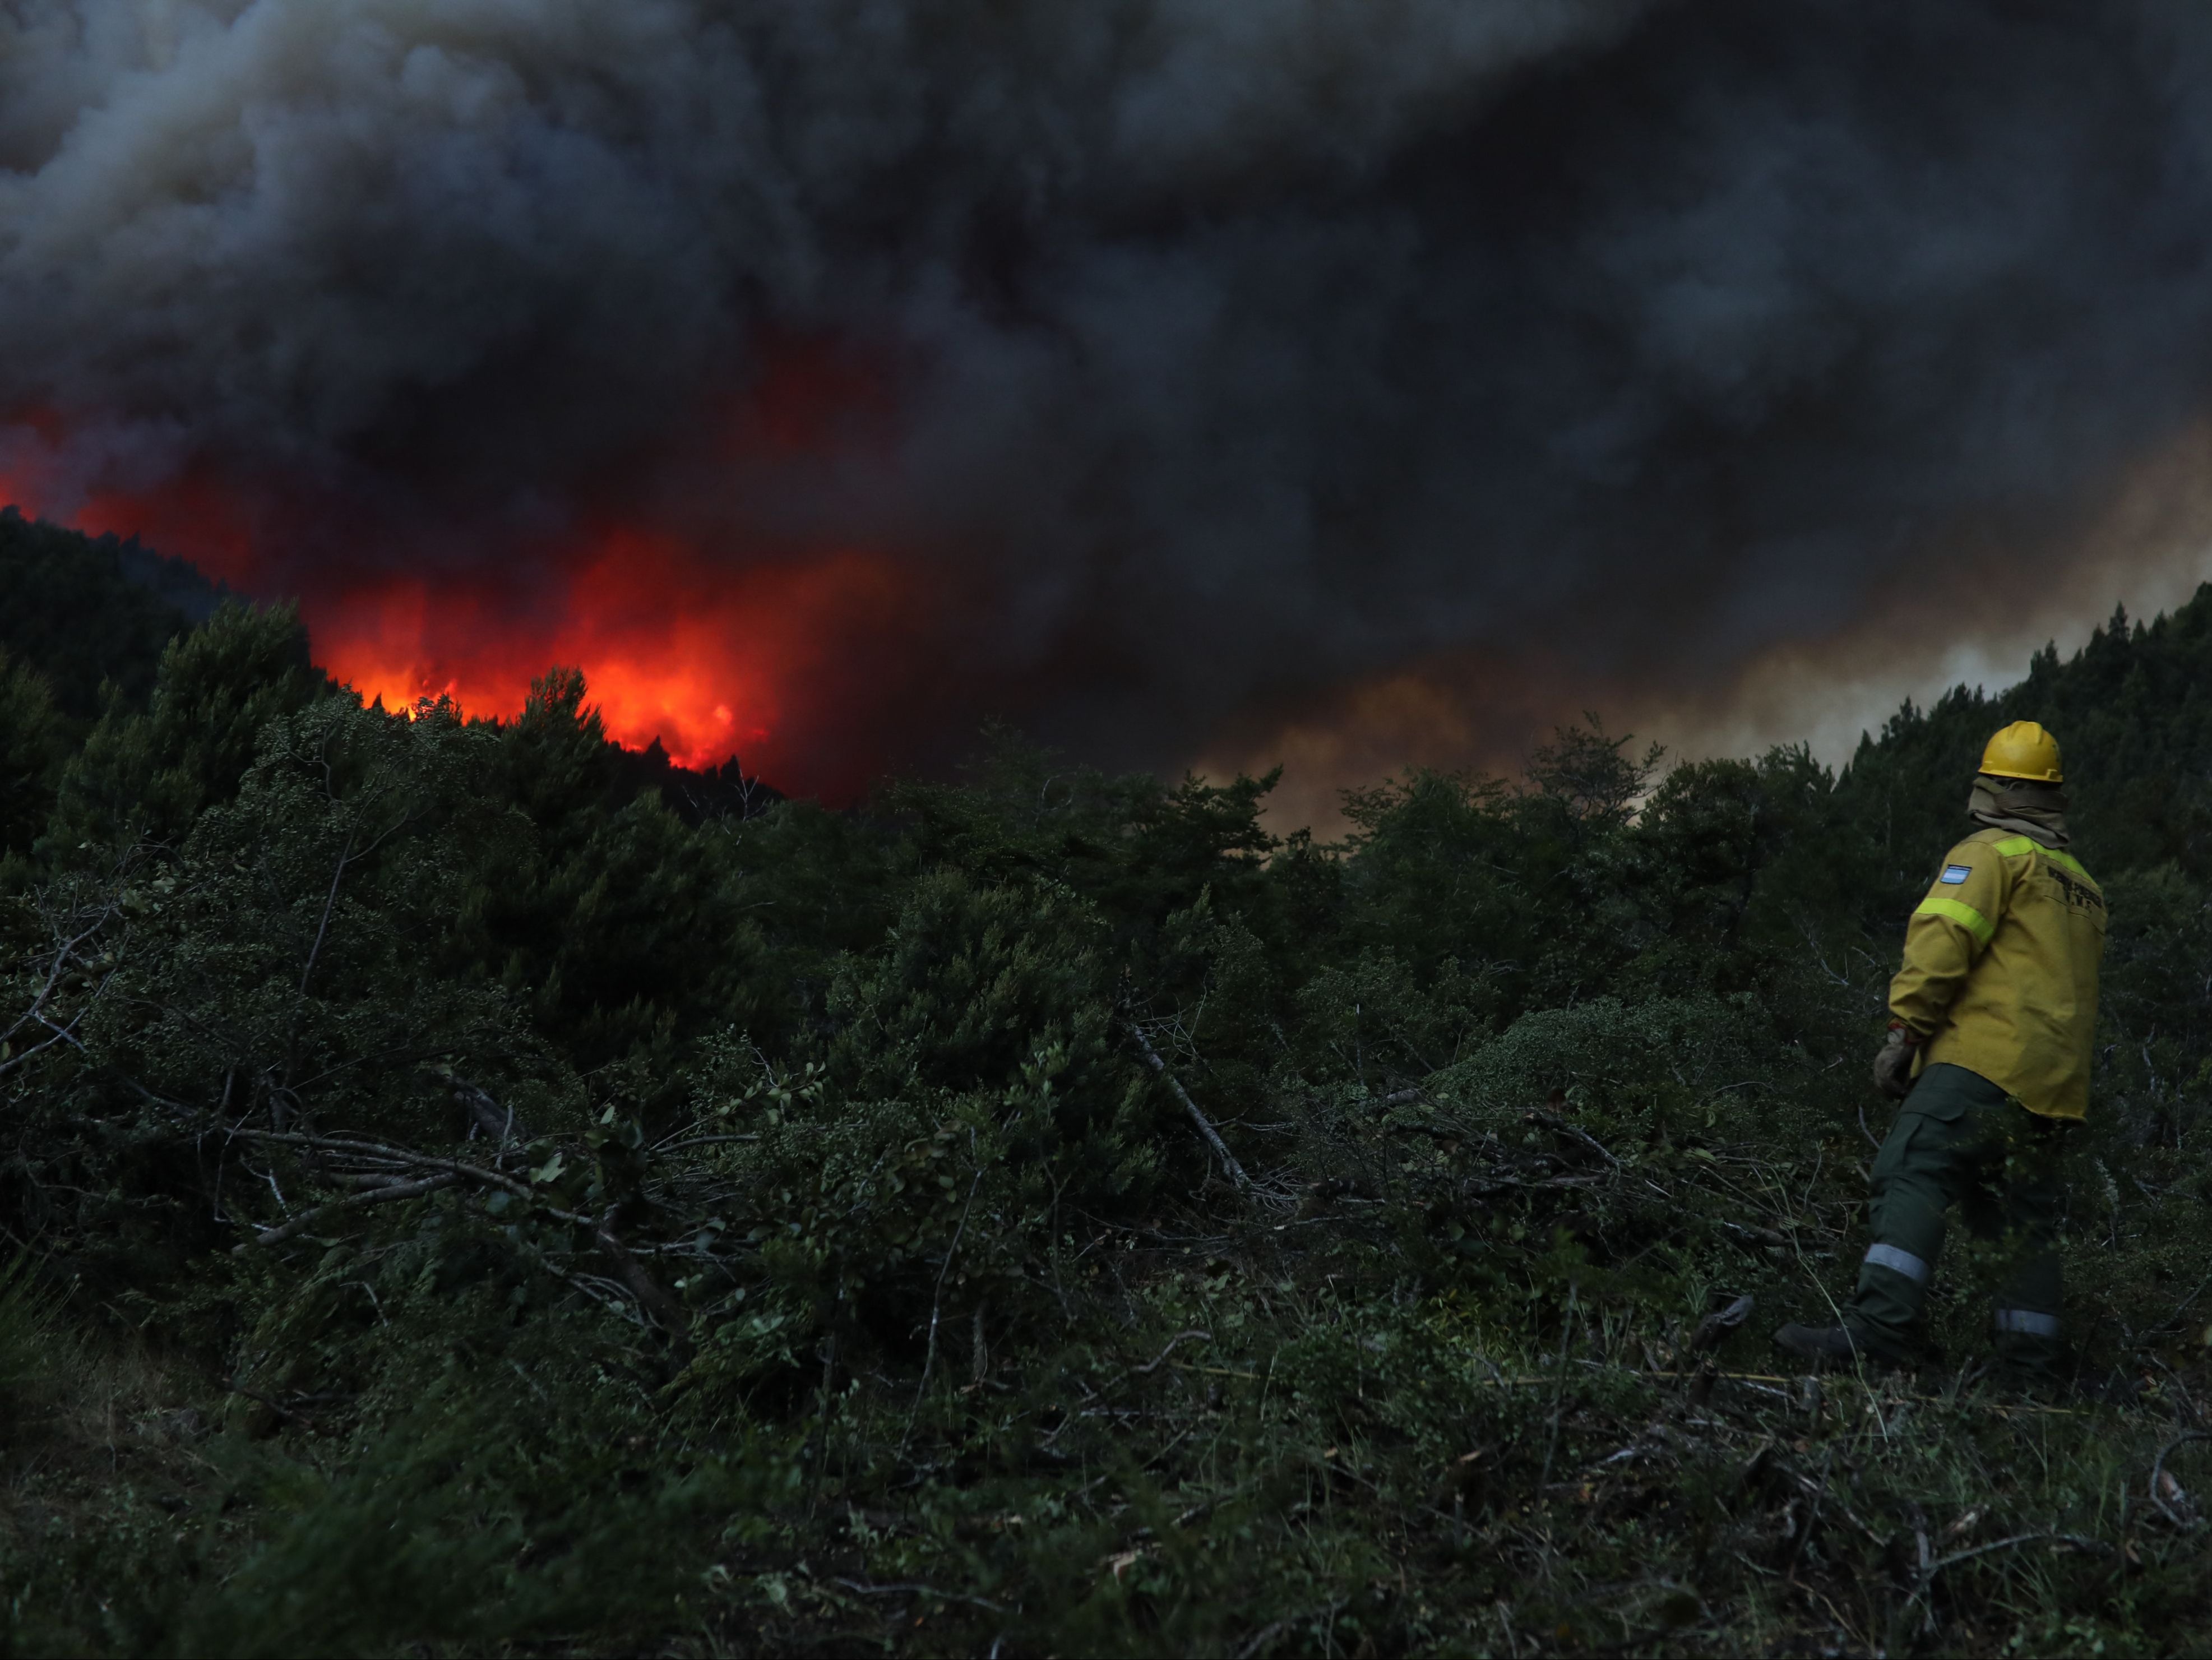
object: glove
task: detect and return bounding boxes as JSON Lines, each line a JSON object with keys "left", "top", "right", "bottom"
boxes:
{"left": 1872, "top": 1023, "right": 1923, "bottom": 1100}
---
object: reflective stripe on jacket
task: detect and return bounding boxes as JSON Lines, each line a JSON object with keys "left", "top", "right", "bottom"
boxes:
{"left": 1887, "top": 827, "right": 2107, "bottom": 1120}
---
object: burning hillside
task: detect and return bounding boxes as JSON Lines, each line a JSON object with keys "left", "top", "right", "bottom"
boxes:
{"left": 0, "top": 334, "right": 915, "bottom": 792}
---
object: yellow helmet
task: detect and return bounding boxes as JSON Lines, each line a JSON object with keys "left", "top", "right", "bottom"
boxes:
{"left": 1979, "top": 720, "right": 2063, "bottom": 784}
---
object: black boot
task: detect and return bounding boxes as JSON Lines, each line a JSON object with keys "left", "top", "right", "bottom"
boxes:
{"left": 1773, "top": 1321, "right": 1903, "bottom": 1371}
{"left": 1991, "top": 1335, "right": 2066, "bottom": 1395}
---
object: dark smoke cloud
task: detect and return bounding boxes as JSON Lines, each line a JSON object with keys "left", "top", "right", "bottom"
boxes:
{"left": 3, "top": 0, "right": 2210, "bottom": 777}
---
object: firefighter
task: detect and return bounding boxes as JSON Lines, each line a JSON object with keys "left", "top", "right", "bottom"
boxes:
{"left": 1775, "top": 720, "right": 2105, "bottom": 1382}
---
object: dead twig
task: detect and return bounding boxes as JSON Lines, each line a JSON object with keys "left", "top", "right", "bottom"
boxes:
{"left": 899, "top": 1139, "right": 983, "bottom": 1461}
{"left": 1918, "top": 1530, "right": 2114, "bottom": 1586}
{"left": 1688, "top": 1294, "right": 1755, "bottom": 1353}
{"left": 452, "top": 1076, "right": 524, "bottom": 1146}
{"left": 1, "top": 889, "right": 128, "bottom": 1080}
{"left": 834, "top": 1578, "right": 1004, "bottom": 1613}
{"left": 651, "top": 1134, "right": 761, "bottom": 1155}
{"left": 1900, "top": 1520, "right": 2119, "bottom": 1635}
{"left": 1533, "top": 1108, "right": 1622, "bottom": 1169}
{"left": 2149, "top": 1432, "right": 2210, "bottom": 1529}
{"left": 1857, "top": 1103, "right": 1884, "bottom": 1152}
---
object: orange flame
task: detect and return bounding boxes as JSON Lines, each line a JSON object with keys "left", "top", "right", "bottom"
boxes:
{"left": 318, "top": 530, "right": 905, "bottom": 775}
{"left": 0, "top": 341, "right": 915, "bottom": 794}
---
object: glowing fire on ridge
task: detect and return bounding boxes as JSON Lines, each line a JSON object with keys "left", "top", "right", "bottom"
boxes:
{"left": 3, "top": 450, "right": 905, "bottom": 782}
{"left": 1, "top": 341, "right": 906, "bottom": 789}
{"left": 314, "top": 532, "right": 901, "bottom": 771}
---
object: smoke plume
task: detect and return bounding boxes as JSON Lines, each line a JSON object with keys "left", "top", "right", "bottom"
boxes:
{"left": 4, "top": 0, "right": 2211, "bottom": 794}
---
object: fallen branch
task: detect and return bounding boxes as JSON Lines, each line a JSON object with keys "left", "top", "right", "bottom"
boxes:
{"left": 225, "top": 1127, "right": 688, "bottom": 1349}
{"left": 236, "top": 1172, "right": 460, "bottom": 1250}
{"left": 1, "top": 885, "right": 128, "bottom": 1080}
{"left": 1917, "top": 1530, "right": 2115, "bottom": 1588}
{"left": 1533, "top": 1109, "right": 1622, "bottom": 1169}
{"left": 1126, "top": 1021, "right": 1251, "bottom": 1192}
{"left": 1467, "top": 1172, "right": 1607, "bottom": 1196}
{"left": 595, "top": 1207, "right": 695, "bottom": 1363}
{"left": 452, "top": 1076, "right": 524, "bottom": 1146}
{"left": 833, "top": 1578, "right": 1005, "bottom": 1614}
{"left": 1134, "top": 1329, "right": 1213, "bottom": 1375}
{"left": 223, "top": 1129, "right": 610, "bottom": 1222}
{"left": 223, "top": 1380, "right": 302, "bottom": 1424}
{"left": 651, "top": 1133, "right": 762, "bottom": 1155}
{"left": 1720, "top": 1219, "right": 1792, "bottom": 1250}
{"left": 227, "top": 1129, "right": 534, "bottom": 1199}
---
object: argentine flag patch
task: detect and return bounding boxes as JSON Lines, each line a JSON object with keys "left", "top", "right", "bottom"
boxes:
{"left": 1939, "top": 864, "right": 1972, "bottom": 885}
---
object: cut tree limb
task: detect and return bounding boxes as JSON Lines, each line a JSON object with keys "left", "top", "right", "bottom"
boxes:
{"left": 229, "top": 1130, "right": 535, "bottom": 1200}
{"left": 451, "top": 1076, "right": 524, "bottom": 1145}
{"left": 238, "top": 1172, "right": 460, "bottom": 1250}
{"left": 224, "top": 1124, "right": 693, "bottom": 1351}
{"left": 1126, "top": 1021, "right": 1251, "bottom": 1192}
{"left": 595, "top": 1208, "right": 695, "bottom": 1364}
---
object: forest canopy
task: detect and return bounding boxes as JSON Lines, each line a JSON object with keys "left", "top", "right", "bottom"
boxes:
{"left": 4, "top": 513, "right": 2212, "bottom": 1655}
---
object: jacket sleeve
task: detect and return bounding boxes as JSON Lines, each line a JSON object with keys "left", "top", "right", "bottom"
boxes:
{"left": 1888, "top": 838, "right": 2011, "bottom": 1035}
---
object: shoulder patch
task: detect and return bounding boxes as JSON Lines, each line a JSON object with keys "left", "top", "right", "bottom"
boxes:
{"left": 1939, "top": 864, "right": 1972, "bottom": 885}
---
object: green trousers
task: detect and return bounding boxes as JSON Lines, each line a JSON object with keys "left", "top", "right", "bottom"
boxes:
{"left": 1846, "top": 1063, "right": 2070, "bottom": 1371}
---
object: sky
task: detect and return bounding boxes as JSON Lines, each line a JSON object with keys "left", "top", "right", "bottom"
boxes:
{"left": 4, "top": 0, "right": 2211, "bottom": 811}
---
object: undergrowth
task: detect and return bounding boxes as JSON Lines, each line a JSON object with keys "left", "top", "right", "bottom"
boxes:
{"left": 5, "top": 590, "right": 2212, "bottom": 1654}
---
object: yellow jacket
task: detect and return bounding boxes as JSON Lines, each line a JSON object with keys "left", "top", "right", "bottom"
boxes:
{"left": 1889, "top": 826, "right": 2107, "bottom": 1120}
